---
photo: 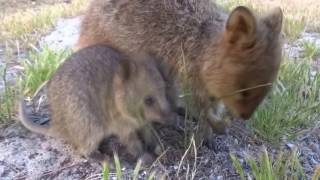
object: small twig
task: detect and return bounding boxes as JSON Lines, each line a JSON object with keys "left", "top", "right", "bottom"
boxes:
{"left": 149, "top": 148, "right": 169, "bottom": 171}
{"left": 84, "top": 173, "right": 102, "bottom": 180}
{"left": 176, "top": 134, "right": 195, "bottom": 177}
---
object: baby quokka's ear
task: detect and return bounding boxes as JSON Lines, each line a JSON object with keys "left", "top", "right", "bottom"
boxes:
{"left": 118, "top": 59, "right": 138, "bottom": 82}
{"left": 114, "top": 59, "right": 137, "bottom": 89}
{"left": 224, "top": 6, "right": 257, "bottom": 49}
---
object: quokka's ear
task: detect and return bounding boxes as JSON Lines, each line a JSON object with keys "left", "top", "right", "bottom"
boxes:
{"left": 117, "top": 58, "right": 137, "bottom": 82}
{"left": 263, "top": 7, "right": 283, "bottom": 34}
{"left": 225, "top": 6, "right": 257, "bottom": 46}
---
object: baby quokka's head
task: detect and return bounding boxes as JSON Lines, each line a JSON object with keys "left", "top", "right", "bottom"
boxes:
{"left": 113, "top": 56, "right": 175, "bottom": 127}
{"left": 202, "top": 6, "right": 283, "bottom": 120}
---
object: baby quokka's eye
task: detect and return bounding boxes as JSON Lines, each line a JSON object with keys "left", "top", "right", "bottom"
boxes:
{"left": 144, "top": 96, "right": 155, "bottom": 106}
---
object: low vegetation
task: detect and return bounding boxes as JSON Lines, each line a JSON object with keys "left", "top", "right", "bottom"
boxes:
{"left": 100, "top": 154, "right": 157, "bottom": 180}
{"left": 0, "top": 65, "right": 15, "bottom": 123}
{"left": 302, "top": 41, "right": 320, "bottom": 60}
{"left": 249, "top": 58, "right": 320, "bottom": 143}
{"left": 230, "top": 147, "right": 320, "bottom": 180}
{"left": 0, "top": 0, "right": 87, "bottom": 123}
{"left": 19, "top": 45, "right": 72, "bottom": 96}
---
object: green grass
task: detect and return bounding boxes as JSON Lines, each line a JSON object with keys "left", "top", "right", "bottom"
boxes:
{"left": 230, "top": 147, "right": 308, "bottom": 180}
{"left": 0, "top": 65, "right": 16, "bottom": 123}
{"left": 1, "top": 45, "right": 71, "bottom": 124}
{"left": 302, "top": 41, "right": 320, "bottom": 60}
{"left": 101, "top": 154, "right": 157, "bottom": 180}
{"left": 283, "top": 18, "right": 306, "bottom": 41}
{"left": 20, "top": 45, "right": 72, "bottom": 96}
{"left": 249, "top": 58, "right": 320, "bottom": 143}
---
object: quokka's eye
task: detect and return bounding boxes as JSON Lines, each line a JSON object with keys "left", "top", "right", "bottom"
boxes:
{"left": 144, "top": 96, "right": 155, "bottom": 106}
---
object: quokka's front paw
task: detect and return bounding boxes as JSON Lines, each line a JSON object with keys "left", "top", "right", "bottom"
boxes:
{"left": 207, "top": 105, "right": 232, "bottom": 135}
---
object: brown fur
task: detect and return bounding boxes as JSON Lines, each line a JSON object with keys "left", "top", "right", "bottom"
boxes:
{"left": 19, "top": 45, "right": 174, "bottom": 161}
{"left": 77, "top": 0, "right": 283, "bottom": 145}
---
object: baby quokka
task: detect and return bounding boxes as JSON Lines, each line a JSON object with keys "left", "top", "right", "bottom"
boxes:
{"left": 19, "top": 45, "right": 175, "bottom": 163}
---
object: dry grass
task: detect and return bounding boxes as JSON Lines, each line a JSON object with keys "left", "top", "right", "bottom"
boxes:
{"left": 0, "top": 0, "right": 88, "bottom": 43}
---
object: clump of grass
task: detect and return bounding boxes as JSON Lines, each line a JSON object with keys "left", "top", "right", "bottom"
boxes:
{"left": 101, "top": 154, "right": 156, "bottom": 180}
{"left": 302, "top": 41, "right": 320, "bottom": 60}
{"left": 283, "top": 18, "right": 306, "bottom": 41}
{"left": 0, "top": 65, "right": 16, "bottom": 123}
{"left": 102, "top": 162, "right": 110, "bottom": 180}
{"left": 250, "top": 58, "right": 320, "bottom": 143}
{"left": 230, "top": 147, "right": 306, "bottom": 180}
{"left": 0, "top": 0, "right": 88, "bottom": 41}
{"left": 20, "top": 45, "right": 72, "bottom": 96}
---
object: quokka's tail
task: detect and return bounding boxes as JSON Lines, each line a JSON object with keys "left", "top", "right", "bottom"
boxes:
{"left": 19, "top": 99, "right": 50, "bottom": 135}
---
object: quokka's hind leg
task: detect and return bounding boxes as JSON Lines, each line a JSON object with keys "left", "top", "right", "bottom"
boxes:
{"left": 69, "top": 118, "right": 111, "bottom": 163}
{"left": 78, "top": 137, "right": 113, "bottom": 165}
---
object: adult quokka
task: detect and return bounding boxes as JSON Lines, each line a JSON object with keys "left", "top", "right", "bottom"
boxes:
{"left": 77, "top": 0, "right": 283, "bottom": 146}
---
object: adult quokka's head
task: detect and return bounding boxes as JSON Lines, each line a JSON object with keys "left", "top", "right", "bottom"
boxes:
{"left": 202, "top": 6, "right": 283, "bottom": 120}
{"left": 113, "top": 55, "right": 175, "bottom": 126}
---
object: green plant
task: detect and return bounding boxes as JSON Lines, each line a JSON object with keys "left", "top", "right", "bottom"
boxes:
{"left": 302, "top": 41, "right": 320, "bottom": 60}
{"left": 113, "top": 154, "right": 123, "bottom": 179}
{"left": 283, "top": 18, "right": 306, "bottom": 41}
{"left": 231, "top": 147, "right": 306, "bottom": 180}
{"left": 250, "top": 58, "right": 320, "bottom": 143}
{"left": 20, "top": 45, "right": 72, "bottom": 96}
{"left": 101, "top": 154, "right": 156, "bottom": 180}
{"left": 0, "top": 65, "right": 16, "bottom": 123}
{"left": 102, "top": 162, "right": 110, "bottom": 180}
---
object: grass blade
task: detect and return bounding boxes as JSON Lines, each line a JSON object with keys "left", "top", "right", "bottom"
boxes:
{"left": 230, "top": 153, "right": 245, "bottom": 180}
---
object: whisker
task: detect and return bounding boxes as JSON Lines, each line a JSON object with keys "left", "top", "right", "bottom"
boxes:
{"left": 217, "top": 83, "right": 273, "bottom": 99}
